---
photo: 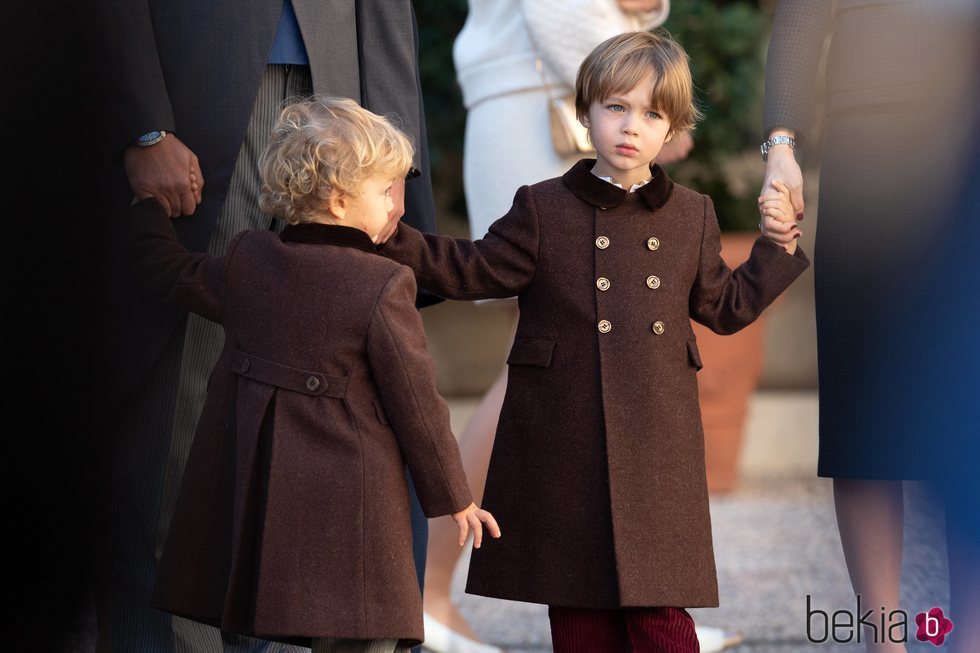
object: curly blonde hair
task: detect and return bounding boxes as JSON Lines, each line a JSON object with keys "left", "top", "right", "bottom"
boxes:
{"left": 575, "top": 30, "right": 702, "bottom": 137}
{"left": 259, "top": 97, "right": 415, "bottom": 224}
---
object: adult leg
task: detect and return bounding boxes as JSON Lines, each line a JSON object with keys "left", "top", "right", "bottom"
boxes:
{"left": 944, "top": 482, "right": 980, "bottom": 653}
{"left": 833, "top": 478, "right": 906, "bottom": 653}
{"left": 548, "top": 607, "right": 629, "bottom": 653}
{"left": 422, "top": 313, "right": 516, "bottom": 646}
{"left": 947, "top": 530, "right": 980, "bottom": 653}
{"left": 311, "top": 638, "right": 406, "bottom": 653}
{"left": 100, "top": 327, "right": 184, "bottom": 653}
{"left": 625, "top": 608, "right": 699, "bottom": 653}
{"left": 406, "top": 469, "right": 427, "bottom": 653}
{"left": 223, "top": 632, "right": 314, "bottom": 653}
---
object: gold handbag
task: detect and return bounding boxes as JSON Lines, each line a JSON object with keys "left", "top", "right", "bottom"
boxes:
{"left": 526, "top": 19, "right": 594, "bottom": 157}
{"left": 548, "top": 93, "right": 593, "bottom": 155}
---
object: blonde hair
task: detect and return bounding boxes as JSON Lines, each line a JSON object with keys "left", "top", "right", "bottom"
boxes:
{"left": 575, "top": 30, "right": 702, "bottom": 136}
{"left": 259, "top": 96, "right": 414, "bottom": 224}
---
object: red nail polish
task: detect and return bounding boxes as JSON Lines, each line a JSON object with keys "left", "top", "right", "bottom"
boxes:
{"left": 794, "top": 232, "right": 802, "bottom": 239}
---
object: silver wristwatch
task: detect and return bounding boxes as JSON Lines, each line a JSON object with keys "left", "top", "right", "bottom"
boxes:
{"left": 135, "top": 130, "right": 168, "bottom": 147}
{"left": 760, "top": 135, "right": 796, "bottom": 161}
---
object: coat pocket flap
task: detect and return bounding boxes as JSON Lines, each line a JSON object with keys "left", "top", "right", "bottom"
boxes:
{"left": 506, "top": 337, "right": 556, "bottom": 368}
{"left": 687, "top": 340, "right": 704, "bottom": 371}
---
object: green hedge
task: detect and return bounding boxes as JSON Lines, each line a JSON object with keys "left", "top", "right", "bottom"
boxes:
{"left": 662, "top": 1, "right": 771, "bottom": 231}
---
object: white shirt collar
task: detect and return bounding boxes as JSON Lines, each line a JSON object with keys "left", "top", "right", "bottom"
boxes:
{"left": 591, "top": 170, "right": 653, "bottom": 193}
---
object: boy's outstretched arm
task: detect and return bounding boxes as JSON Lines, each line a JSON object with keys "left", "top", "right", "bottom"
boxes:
{"left": 689, "top": 194, "right": 809, "bottom": 335}
{"left": 759, "top": 179, "right": 800, "bottom": 255}
{"left": 378, "top": 186, "right": 540, "bottom": 301}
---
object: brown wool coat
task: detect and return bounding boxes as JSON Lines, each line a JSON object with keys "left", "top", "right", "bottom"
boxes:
{"left": 126, "top": 200, "right": 472, "bottom": 646}
{"left": 380, "top": 160, "right": 809, "bottom": 608}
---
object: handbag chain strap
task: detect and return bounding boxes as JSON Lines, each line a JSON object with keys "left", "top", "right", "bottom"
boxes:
{"left": 519, "top": 4, "right": 567, "bottom": 102}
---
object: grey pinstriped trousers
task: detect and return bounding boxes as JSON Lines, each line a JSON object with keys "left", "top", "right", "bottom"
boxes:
{"left": 312, "top": 638, "right": 407, "bottom": 653}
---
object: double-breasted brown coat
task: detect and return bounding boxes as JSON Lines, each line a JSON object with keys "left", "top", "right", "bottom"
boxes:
{"left": 380, "top": 160, "right": 809, "bottom": 608}
{"left": 126, "top": 200, "right": 472, "bottom": 646}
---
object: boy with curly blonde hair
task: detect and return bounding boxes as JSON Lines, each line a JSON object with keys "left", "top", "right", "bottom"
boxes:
{"left": 128, "top": 96, "right": 499, "bottom": 653}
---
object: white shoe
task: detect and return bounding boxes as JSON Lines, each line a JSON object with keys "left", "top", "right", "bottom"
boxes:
{"left": 421, "top": 612, "right": 503, "bottom": 653}
{"left": 695, "top": 625, "right": 743, "bottom": 652}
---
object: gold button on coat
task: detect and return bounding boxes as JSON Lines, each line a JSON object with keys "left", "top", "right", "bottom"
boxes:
{"left": 647, "top": 237, "right": 660, "bottom": 251}
{"left": 651, "top": 320, "right": 665, "bottom": 335}
{"left": 596, "top": 277, "right": 610, "bottom": 291}
{"left": 598, "top": 320, "right": 612, "bottom": 333}
{"left": 596, "top": 236, "right": 610, "bottom": 249}
{"left": 646, "top": 275, "right": 661, "bottom": 289}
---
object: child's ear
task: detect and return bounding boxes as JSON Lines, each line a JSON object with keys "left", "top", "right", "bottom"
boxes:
{"left": 327, "top": 192, "right": 347, "bottom": 220}
{"left": 580, "top": 114, "right": 590, "bottom": 129}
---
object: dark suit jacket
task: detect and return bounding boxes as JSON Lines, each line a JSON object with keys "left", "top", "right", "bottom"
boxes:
{"left": 763, "top": 0, "right": 964, "bottom": 142}
{"left": 126, "top": 199, "right": 472, "bottom": 645}
{"left": 380, "top": 160, "right": 809, "bottom": 607}
{"left": 97, "top": 0, "right": 439, "bottom": 403}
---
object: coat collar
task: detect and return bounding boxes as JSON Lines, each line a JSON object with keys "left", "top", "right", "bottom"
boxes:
{"left": 562, "top": 158, "right": 674, "bottom": 211}
{"left": 280, "top": 223, "right": 377, "bottom": 254}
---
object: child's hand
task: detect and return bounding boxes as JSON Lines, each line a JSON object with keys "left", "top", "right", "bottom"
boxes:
{"left": 451, "top": 502, "right": 501, "bottom": 549}
{"left": 758, "top": 179, "right": 800, "bottom": 254}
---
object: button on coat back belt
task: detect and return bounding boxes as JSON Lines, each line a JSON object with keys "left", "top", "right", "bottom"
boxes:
{"left": 227, "top": 349, "right": 349, "bottom": 398}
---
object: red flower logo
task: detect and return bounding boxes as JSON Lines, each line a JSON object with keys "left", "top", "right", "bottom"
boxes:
{"left": 915, "top": 607, "right": 954, "bottom": 646}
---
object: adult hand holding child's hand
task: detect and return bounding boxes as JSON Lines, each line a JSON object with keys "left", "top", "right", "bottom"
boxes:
{"left": 124, "top": 134, "right": 204, "bottom": 218}
{"left": 758, "top": 179, "right": 800, "bottom": 255}
{"left": 761, "top": 134, "right": 804, "bottom": 222}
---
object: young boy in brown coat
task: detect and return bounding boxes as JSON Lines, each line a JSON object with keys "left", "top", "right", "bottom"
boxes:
{"left": 379, "top": 31, "right": 807, "bottom": 652}
{"left": 127, "top": 97, "right": 500, "bottom": 653}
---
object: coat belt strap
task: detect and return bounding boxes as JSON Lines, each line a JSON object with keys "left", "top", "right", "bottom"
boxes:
{"left": 227, "top": 349, "right": 348, "bottom": 398}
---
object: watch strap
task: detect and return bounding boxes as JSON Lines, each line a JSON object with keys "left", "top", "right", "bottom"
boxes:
{"left": 760, "top": 135, "right": 796, "bottom": 161}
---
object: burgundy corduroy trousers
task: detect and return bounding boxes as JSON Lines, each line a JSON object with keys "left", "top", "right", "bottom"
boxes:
{"left": 548, "top": 606, "right": 699, "bottom": 652}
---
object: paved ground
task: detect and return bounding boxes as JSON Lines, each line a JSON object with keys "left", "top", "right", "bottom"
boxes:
{"left": 60, "top": 391, "right": 955, "bottom": 652}
{"left": 447, "top": 475, "right": 949, "bottom": 652}
{"left": 439, "top": 391, "right": 952, "bottom": 652}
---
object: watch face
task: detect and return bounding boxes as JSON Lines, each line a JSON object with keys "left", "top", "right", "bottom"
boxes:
{"left": 138, "top": 131, "right": 165, "bottom": 146}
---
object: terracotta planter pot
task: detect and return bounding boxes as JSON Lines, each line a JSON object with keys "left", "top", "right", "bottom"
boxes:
{"left": 693, "top": 232, "right": 767, "bottom": 494}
